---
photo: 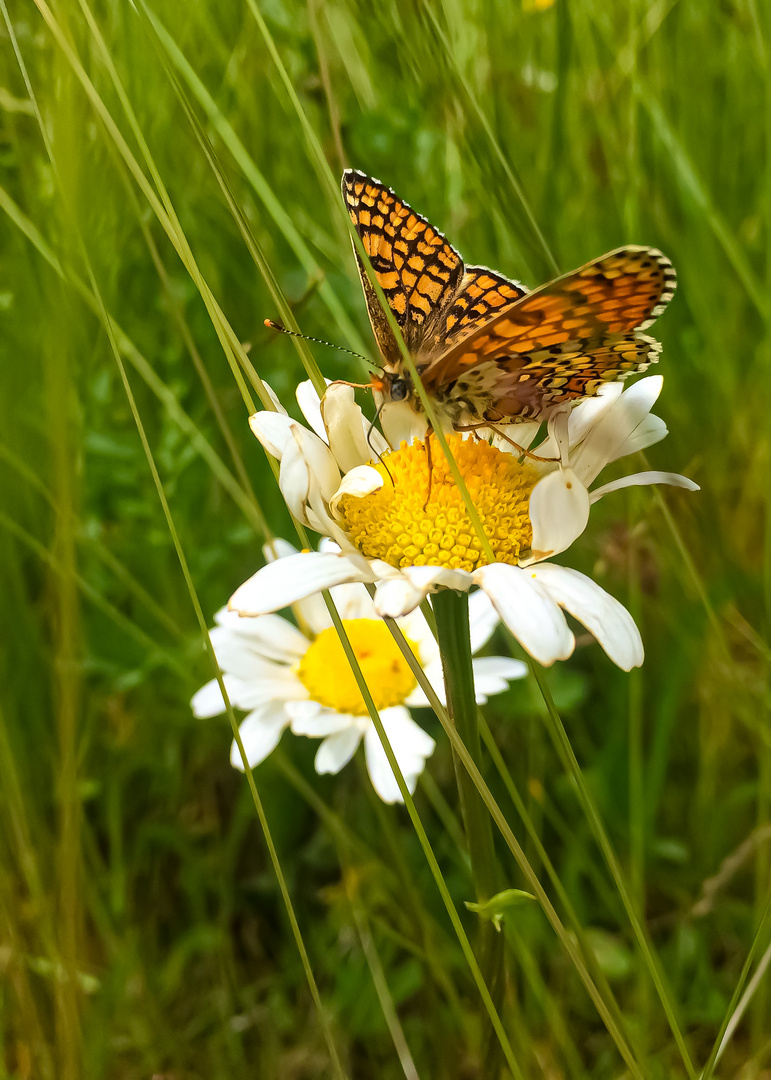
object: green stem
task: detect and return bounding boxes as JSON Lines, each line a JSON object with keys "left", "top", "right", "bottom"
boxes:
{"left": 432, "top": 589, "right": 504, "bottom": 1072}
{"left": 433, "top": 590, "right": 499, "bottom": 905}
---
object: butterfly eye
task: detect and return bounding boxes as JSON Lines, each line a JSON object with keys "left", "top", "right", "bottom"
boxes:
{"left": 390, "top": 378, "right": 409, "bottom": 402}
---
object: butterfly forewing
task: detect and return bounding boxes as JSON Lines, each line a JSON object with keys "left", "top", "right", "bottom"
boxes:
{"left": 422, "top": 247, "right": 676, "bottom": 391}
{"left": 342, "top": 170, "right": 464, "bottom": 364}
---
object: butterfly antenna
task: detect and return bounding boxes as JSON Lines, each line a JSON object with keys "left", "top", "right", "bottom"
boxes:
{"left": 264, "top": 319, "right": 369, "bottom": 362}
{"left": 366, "top": 400, "right": 393, "bottom": 483}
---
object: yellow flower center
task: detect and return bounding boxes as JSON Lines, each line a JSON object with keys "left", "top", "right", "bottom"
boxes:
{"left": 296, "top": 619, "right": 418, "bottom": 716}
{"left": 337, "top": 434, "right": 538, "bottom": 572}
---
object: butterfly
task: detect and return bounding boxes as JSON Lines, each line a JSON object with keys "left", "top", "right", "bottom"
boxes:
{"left": 342, "top": 169, "right": 677, "bottom": 429}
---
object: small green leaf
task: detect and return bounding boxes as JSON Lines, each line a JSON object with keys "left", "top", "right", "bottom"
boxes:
{"left": 465, "top": 889, "right": 536, "bottom": 931}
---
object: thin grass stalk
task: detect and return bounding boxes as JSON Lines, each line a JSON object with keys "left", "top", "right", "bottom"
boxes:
{"left": 0, "top": 442, "right": 183, "bottom": 640}
{"left": 135, "top": 3, "right": 327, "bottom": 399}
{"left": 345, "top": 883, "right": 422, "bottom": 1080}
{"left": 527, "top": 662, "right": 696, "bottom": 1079}
{"left": 382, "top": 616, "right": 644, "bottom": 1078}
{"left": 475, "top": 707, "right": 646, "bottom": 1065}
{"left": 699, "top": 896, "right": 771, "bottom": 1080}
{"left": 627, "top": 512, "right": 651, "bottom": 1055}
{"left": 361, "top": 785, "right": 472, "bottom": 1050}
{"left": 419, "top": 0, "right": 559, "bottom": 284}
{"left": 142, "top": 1, "right": 368, "bottom": 357}
{"left": 0, "top": 181, "right": 266, "bottom": 534}
{"left": 321, "top": 597, "right": 526, "bottom": 1080}
{"left": 0, "top": 704, "right": 59, "bottom": 1080}
{"left": 24, "top": 100, "right": 348, "bottom": 1065}
{"left": 106, "top": 144, "right": 264, "bottom": 510}
{"left": 0, "top": 513, "right": 188, "bottom": 676}
{"left": 0, "top": 17, "right": 85, "bottom": 1068}
{"left": 505, "top": 922, "right": 585, "bottom": 1079}
{"left": 30, "top": 0, "right": 263, "bottom": 415}
{"left": 110, "top": 343, "right": 348, "bottom": 1080}
{"left": 706, "top": 937, "right": 771, "bottom": 1076}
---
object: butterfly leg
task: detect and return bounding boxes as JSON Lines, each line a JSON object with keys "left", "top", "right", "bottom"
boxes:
{"left": 328, "top": 378, "right": 375, "bottom": 390}
{"left": 455, "top": 422, "right": 558, "bottom": 463}
{"left": 423, "top": 427, "right": 434, "bottom": 511}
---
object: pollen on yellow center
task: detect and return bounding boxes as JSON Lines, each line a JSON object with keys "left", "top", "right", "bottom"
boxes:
{"left": 296, "top": 620, "right": 419, "bottom": 716}
{"left": 337, "top": 434, "right": 538, "bottom": 572}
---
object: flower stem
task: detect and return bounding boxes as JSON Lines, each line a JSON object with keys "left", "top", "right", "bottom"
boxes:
{"left": 432, "top": 588, "right": 504, "bottom": 1065}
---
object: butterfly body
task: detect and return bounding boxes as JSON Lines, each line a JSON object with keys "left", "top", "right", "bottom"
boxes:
{"left": 342, "top": 169, "right": 677, "bottom": 427}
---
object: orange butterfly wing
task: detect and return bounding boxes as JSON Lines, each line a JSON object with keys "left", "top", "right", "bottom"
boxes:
{"left": 341, "top": 170, "right": 463, "bottom": 365}
{"left": 422, "top": 247, "right": 676, "bottom": 417}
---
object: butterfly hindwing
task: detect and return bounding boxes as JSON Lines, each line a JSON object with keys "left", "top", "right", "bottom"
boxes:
{"left": 483, "top": 333, "right": 662, "bottom": 420}
{"left": 342, "top": 170, "right": 464, "bottom": 364}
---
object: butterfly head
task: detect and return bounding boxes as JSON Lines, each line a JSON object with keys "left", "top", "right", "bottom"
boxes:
{"left": 370, "top": 368, "right": 414, "bottom": 406}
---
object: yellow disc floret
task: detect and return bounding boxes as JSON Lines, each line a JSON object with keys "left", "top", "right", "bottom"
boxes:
{"left": 337, "top": 434, "right": 538, "bottom": 572}
{"left": 297, "top": 619, "right": 418, "bottom": 715}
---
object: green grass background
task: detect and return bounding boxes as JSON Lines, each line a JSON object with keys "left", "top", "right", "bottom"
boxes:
{"left": 1, "top": 0, "right": 770, "bottom": 1077}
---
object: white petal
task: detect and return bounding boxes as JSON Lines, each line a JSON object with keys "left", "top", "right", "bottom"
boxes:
{"left": 294, "top": 592, "right": 333, "bottom": 636}
{"left": 529, "top": 468, "right": 590, "bottom": 560}
{"left": 263, "top": 538, "right": 297, "bottom": 563}
{"left": 283, "top": 699, "right": 322, "bottom": 726}
{"left": 230, "top": 701, "right": 289, "bottom": 770}
{"left": 590, "top": 471, "right": 699, "bottom": 504}
{"left": 191, "top": 676, "right": 228, "bottom": 718}
{"left": 278, "top": 435, "right": 311, "bottom": 522}
{"left": 229, "top": 552, "right": 374, "bottom": 617}
{"left": 396, "top": 607, "right": 438, "bottom": 666}
{"left": 289, "top": 705, "right": 354, "bottom": 737}
{"left": 234, "top": 675, "right": 309, "bottom": 711}
{"left": 315, "top": 725, "right": 363, "bottom": 774}
{"left": 290, "top": 424, "right": 341, "bottom": 505}
{"left": 473, "top": 563, "right": 574, "bottom": 666}
{"left": 296, "top": 379, "right": 330, "bottom": 443}
{"left": 374, "top": 564, "right": 473, "bottom": 618}
{"left": 374, "top": 576, "right": 426, "bottom": 619}
{"left": 262, "top": 381, "right": 287, "bottom": 415}
{"left": 212, "top": 609, "right": 310, "bottom": 661}
{"left": 471, "top": 654, "right": 528, "bottom": 699}
{"left": 402, "top": 565, "right": 473, "bottom": 593}
{"left": 208, "top": 628, "right": 290, "bottom": 679}
{"left": 567, "top": 382, "right": 623, "bottom": 445}
{"left": 571, "top": 376, "right": 663, "bottom": 486}
{"left": 380, "top": 400, "right": 429, "bottom": 448}
{"left": 249, "top": 411, "right": 295, "bottom": 460}
{"left": 547, "top": 407, "right": 571, "bottom": 466}
{"left": 533, "top": 563, "right": 644, "bottom": 670}
{"left": 328, "top": 581, "right": 377, "bottom": 620}
{"left": 364, "top": 707, "right": 435, "bottom": 803}
{"left": 321, "top": 383, "right": 372, "bottom": 471}
{"left": 403, "top": 659, "right": 445, "bottom": 708}
{"left": 471, "top": 656, "right": 528, "bottom": 683}
{"left": 305, "top": 500, "right": 350, "bottom": 547}
{"left": 360, "top": 414, "right": 389, "bottom": 458}
{"left": 328, "top": 465, "right": 384, "bottom": 517}
{"left": 468, "top": 589, "right": 501, "bottom": 652}
{"left": 617, "top": 413, "right": 668, "bottom": 456}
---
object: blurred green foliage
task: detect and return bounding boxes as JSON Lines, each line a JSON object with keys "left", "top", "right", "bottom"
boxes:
{"left": 0, "top": 0, "right": 770, "bottom": 1077}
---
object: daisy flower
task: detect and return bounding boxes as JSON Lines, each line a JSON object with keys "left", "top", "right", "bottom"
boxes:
{"left": 192, "top": 547, "right": 526, "bottom": 804}
{"left": 233, "top": 375, "right": 697, "bottom": 670}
